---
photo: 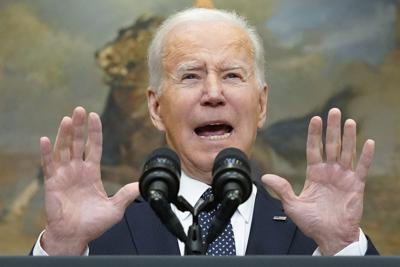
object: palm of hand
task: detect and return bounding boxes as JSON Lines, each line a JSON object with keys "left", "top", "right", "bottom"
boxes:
{"left": 289, "top": 163, "right": 363, "bottom": 240}
{"left": 45, "top": 160, "right": 122, "bottom": 242}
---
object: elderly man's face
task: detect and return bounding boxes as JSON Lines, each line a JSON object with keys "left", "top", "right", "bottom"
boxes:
{"left": 148, "top": 21, "right": 267, "bottom": 183}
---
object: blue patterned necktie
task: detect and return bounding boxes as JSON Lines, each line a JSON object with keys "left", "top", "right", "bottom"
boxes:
{"left": 199, "top": 188, "right": 236, "bottom": 256}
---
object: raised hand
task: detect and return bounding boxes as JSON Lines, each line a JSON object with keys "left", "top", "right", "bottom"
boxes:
{"left": 40, "top": 107, "right": 139, "bottom": 255}
{"left": 262, "top": 108, "right": 375, "bottom": 255}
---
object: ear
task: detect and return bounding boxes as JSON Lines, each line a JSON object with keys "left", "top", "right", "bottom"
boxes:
{"left": 147, "top": 88, "right": 166, "bottom": 131}
{"left": 257, "top": 83, "right": 268, "bottom": 128}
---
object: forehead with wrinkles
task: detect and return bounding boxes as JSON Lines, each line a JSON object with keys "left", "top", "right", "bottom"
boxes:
{"left": 161, "top": 21, "right": 255, "bottom": 72}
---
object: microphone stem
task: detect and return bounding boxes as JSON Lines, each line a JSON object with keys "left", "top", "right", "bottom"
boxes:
{"left": 185, "top": 222, "right": 206, "bottom": 255}
{"left": 206, "top": 190, "right": 241, "bottom": 245}
{"left": 148, "top": 190, "right": 187, "bottom": 243}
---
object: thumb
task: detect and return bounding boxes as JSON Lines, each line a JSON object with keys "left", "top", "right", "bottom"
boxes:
{"left": 261, "top": 174, "right": 296, "bottom": 205}
{"left": 111, "top": 182, "right": 140, "bottom": 210}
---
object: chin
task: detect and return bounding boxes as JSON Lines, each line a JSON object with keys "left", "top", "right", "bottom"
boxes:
{"left": 199, "top": 151, "right": 218, "bottom": 169}
{"left": 187, "top": 148, "right": 218, "bottom": 172}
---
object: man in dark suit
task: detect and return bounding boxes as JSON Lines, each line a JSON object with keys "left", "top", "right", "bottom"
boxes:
{"left": 32, "top": 8, "right": 377, "bottom": 256}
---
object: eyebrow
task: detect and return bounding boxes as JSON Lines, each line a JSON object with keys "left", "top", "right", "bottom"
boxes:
{"left": 175, "top": 61, "right": 205, "bottom": 74}
{"left": 221, "top": 65, "right": 245, "bottom": 71}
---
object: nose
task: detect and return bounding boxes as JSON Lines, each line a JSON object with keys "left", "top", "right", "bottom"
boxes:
{"left": 200, "top": 74, "right": 225, "bottom": 107}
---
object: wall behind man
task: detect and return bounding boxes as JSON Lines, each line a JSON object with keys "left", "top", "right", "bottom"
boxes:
{"left": 0, "top": 0, "right": 399, "bottom": 255}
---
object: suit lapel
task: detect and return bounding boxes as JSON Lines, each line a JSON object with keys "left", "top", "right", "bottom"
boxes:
{"left": 246, "top": 184, "right": 297, "bottom": 255}
{"left": 125, "top": 199, "right": 180, "bottom": 255}
{"left": 124, "top": 186, "right": 296, "bottom": 255}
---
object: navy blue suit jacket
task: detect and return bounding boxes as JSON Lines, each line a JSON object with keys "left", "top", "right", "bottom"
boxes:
{"left": 89, "top": 185, "right": 378, "bottom": 255}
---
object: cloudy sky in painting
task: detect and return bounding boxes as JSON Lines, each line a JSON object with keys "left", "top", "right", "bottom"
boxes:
{"left": 267, "top": 0, "right": 398, "bottom": 64}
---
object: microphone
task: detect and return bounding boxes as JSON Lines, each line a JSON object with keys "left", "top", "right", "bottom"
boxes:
{"left": 206, "top": 147, "right": 253, "bottom": 244}
{"left": 139, "top": 147, "right": 187, "bottom": 242}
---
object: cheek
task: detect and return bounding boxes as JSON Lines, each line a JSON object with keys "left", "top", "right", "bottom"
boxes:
{"left": 232, "top": 91, "right": 259, "bottom": 114}
{"left": 160, "top": 97, "right": 193, "bottom": 133}
{"left": 234, "top": 94, "right": 262, "bottom": 132}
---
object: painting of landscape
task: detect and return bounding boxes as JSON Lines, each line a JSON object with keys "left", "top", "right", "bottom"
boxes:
{"left": 0, "top": 0, "right": 399, "bottom": 254}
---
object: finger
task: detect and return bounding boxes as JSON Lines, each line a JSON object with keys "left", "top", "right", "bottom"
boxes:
{"left": 85, "top": 112, "right": 103, "bottom": 164}
{"left": 307, "top": 116, "right": 323, "bottom": 165}
{"left": 111, "top": 182, "right": 140, "bottom": 210}
{"left": 339, "top": 119, "right": 356, "bottom": 169}
{"left": 261, "top": 174, "right": 296, "bottom": 205}
{"left": 325, "top": 108, "right": 341, "bottom": 163}
{"left": 71, "top": 107, "right": 86, "bottom": 159}
{"left": 53, "top": 116, "right": 73, "bottom": 164}
{"left": 355, "top": 139, "right": 375, "bottom": 181}
{"left": 40, "top": 137, "right": 55, "bottom": 180}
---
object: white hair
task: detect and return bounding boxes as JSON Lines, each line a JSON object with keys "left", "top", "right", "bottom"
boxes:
{"left": 148, "top": 8, "right": 266, "bottom": 94}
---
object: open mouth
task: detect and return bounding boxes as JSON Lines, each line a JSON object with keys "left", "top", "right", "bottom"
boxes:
{"left": 194, "top": 123, "right": 233, "bottom": 140}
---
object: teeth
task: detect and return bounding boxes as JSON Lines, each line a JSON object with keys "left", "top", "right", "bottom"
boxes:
{"left": 199, "top": 132, "right": 232, "bottom": 140}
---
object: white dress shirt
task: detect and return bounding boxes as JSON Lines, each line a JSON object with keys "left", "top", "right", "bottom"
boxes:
{"left": 172, "top": 172, "right": 257, "bottom": 255}
{"left": 33, "top": 171, "right": 368, "bottom": 256}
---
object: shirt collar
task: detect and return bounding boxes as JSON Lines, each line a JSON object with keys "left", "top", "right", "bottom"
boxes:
{"left": 179, "top": 171, "right": 211, "bottom": 208}
{"left": 238, "top": 183, "right": 257, "bottom": 224}
{"left": 174, "top": 171, "right": 256, "bottom": 224}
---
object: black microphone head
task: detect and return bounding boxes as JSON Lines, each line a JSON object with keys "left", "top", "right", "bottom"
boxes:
{"left": 212, "top": 147, "right": 252, "bottom": 203}
{"left": 139, "top": 147, "right": 181, "bottom": 202}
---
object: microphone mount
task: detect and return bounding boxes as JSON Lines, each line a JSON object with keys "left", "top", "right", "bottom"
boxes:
{"left": 140, "top": 147, "right": 252, "bottom": 255}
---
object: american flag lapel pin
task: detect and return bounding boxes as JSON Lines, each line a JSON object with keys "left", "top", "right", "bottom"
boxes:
{"left": 273, "top": 215, "right": 287, "bottom": 221}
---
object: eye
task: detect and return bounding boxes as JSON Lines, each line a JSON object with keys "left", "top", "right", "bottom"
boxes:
{"left": 224, "top": 72, "right": 241, "bottom": 80}
{"left": 182, "top": 73, "right": 200, "bottom": 80}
